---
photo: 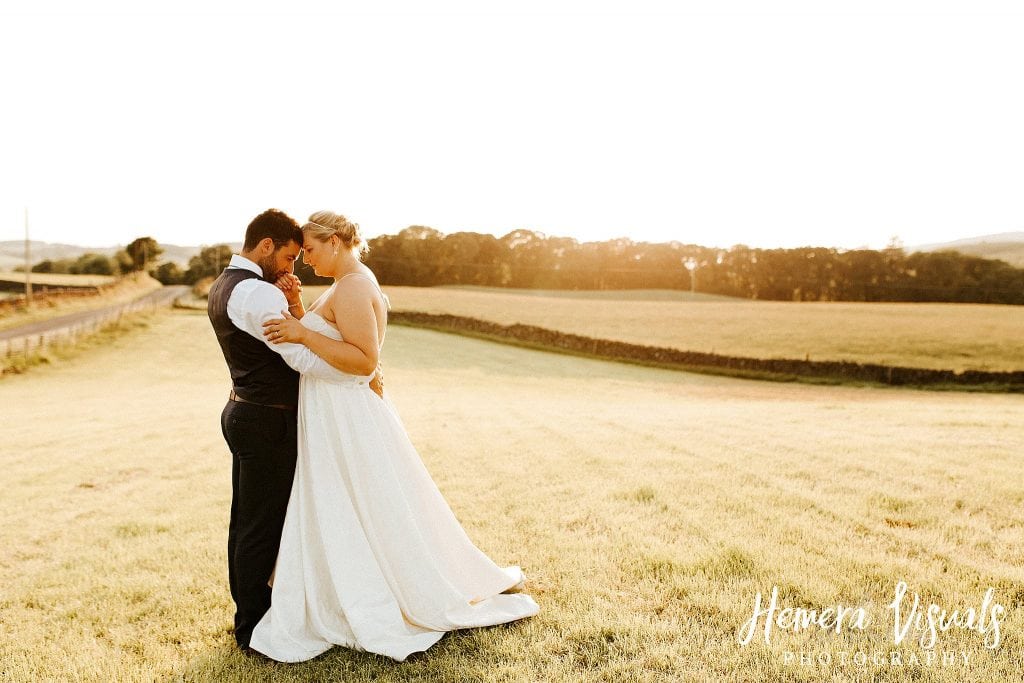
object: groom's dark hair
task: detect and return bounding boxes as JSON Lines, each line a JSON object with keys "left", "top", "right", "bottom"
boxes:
{"left": 243, "top": 209, "right": 303, "bottom": 251}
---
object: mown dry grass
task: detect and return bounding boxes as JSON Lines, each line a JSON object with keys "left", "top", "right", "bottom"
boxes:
{"left": 1, "top": 309, "right": 1022, "bottom": 681}
{"left": 328, "top": 285, "right": 1024, "bottom": 373}
{"left": 0, "top": 271, "right": 117, "bottom": 288}
{"left": 1, "top": 313, "right": 157, "bottom": 376}
{"left": 0, "top": 273, "right": 162, "bottom": 332}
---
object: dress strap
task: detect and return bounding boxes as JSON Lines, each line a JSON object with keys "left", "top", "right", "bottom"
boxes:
{"left": 337, "top": 272, "right": 373, "bottom": 284}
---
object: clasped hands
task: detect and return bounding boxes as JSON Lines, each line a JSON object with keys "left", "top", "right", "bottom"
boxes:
{"left": 263, "top": 274, "right": 385, "bottom": 398}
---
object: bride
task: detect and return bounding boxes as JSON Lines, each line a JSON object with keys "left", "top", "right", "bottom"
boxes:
{"left": 248, "top": 211, "right": 539, "bottom": 662}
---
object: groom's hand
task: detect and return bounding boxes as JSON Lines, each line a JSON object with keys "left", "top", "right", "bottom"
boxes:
{"left": 370, "top": 365, "right": 384, "bottom": 399}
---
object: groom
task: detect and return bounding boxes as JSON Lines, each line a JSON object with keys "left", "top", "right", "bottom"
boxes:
{"left": 207, "top": 208, "right": 381, "bottom": 650}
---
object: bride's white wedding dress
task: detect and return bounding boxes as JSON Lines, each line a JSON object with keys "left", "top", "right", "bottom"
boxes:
{"left": 249, "top": 301, "right": 539, "bottom": 663}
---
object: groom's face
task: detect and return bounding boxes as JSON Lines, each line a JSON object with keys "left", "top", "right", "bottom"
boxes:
{"left": 258, "top": 240, "right": 302, "bottom": 281}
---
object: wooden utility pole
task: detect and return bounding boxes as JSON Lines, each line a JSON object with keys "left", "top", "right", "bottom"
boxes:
{"left": 24, "top": 207, "right": 32, "bottom": 305}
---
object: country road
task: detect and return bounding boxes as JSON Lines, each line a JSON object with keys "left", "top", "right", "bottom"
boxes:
{"left": 0, "top": 285, "right": 189, "bottom": 341}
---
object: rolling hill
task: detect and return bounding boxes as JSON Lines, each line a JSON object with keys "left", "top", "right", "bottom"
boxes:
{"left": 910, "top": 231, "right": 1024, "bottom": 267}
{"left": 0, "top": 241, "right": 239, "bottom": 270}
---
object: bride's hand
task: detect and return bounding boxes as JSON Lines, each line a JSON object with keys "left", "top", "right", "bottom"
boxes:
{"left": 370, "top": 364, "right": 384, "bottom": 399}
{"left": 274, "top": 274, "right": 303, "bottom": 308}
{"left": 263, "top": 309, "right": 308, "bottom": 345}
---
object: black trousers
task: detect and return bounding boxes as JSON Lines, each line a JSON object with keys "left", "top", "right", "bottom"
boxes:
{"left": 219, "top": 400, "right": 297, "bottom": 648}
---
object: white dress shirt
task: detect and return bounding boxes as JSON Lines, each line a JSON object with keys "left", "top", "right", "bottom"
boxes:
{"left": 225, "top": 254, "right": 347, "bottom": 381}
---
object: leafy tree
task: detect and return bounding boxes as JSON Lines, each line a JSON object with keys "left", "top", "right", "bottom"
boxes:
{"left": 151, "top": 261, "right": 185, "bottom": 285}
{"left": 31, "top": 259, "right": 56, "bottom": 273}
{"left": 70, "top": 253, "right": 116, "bottom": 275}
{"left": 395, "top": 226, "right": 444, "bottom": 285}
{"left": 500, "top": 229, "right": 550, "bottom": 288}
{"left": 113, "top": 249, "right": 134, "bottom": 275}
{"left": 184, "top": 244, "right": 234, "bottom": 284}
{"left": 125, "top": 237, "right": 163, "bottom": 272}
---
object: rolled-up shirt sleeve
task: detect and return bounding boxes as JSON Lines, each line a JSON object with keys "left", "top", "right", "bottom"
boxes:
{"left": 227, "top": 279, "right": 349, "bottom": 381}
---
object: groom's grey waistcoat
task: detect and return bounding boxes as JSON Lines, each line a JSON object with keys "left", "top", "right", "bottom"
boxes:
{"left": 208, "top": 268, "right": 299, "bottom": 407}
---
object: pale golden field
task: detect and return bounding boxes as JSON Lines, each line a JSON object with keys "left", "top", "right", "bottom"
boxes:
{"left": 0, "top": 272, "right": 117, "bottom": 288}
{"left": 1, "top": 309, "right": 1023, "bottom": 682}
{"left": 0, "top": 274, "right": 162, "bottom": 332}
{"left": 333, "top": 285, "right": 1024, "bottom": 373}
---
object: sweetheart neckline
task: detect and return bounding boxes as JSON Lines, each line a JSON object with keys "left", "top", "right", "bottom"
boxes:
{"left": 303, "top": 303, "right": 386, "bottom": 350}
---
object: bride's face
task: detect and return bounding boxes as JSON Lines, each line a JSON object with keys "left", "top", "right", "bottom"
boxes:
{"left": 302, "top": 236, "right": 334, "bottom": 276}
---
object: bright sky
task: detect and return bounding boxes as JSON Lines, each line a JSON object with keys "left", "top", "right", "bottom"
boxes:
{"left": 1, "top": 0, "right": 1022, "bottom": 250}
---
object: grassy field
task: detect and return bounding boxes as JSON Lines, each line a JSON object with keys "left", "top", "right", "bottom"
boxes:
{"left": 312, "top": 285, "right": 1024, "bottom": 373}
{"left": 0, "top": 271, "right": 117, "bottom": 288}
{"left": 433, "top": 286, "right": 741, "bottom": 302}
{"left": 1, "top": 308, "right": 1022, "bottom": 681}
{"left": 0, "top": 274, "right": 162, "bottom": 332}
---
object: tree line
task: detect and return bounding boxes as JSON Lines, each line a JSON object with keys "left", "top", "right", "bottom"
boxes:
{"left": 27, "top": 237, "right": 163, "bottom": 277}
{"left": 362, "top": 227, "right": 1024, "bottom": 304}
{"left": 26, "top": 229, "right": 1024, "bottom": 304}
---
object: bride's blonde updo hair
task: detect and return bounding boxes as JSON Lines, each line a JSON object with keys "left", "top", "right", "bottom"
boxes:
{"left": 303, "top": 211, "right": 369, "bottom": 258}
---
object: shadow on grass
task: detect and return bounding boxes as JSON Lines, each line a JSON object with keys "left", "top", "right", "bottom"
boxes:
{"left": 163, "top": 622, "right": 531, "bottom": 683}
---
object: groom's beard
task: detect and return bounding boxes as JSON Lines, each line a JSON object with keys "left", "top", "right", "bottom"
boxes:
{"left": 256, "top": 256, "right": 285, "bottom": 282}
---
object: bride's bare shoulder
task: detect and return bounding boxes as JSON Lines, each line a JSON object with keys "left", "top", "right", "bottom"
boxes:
{"left": 333, "top": 270, "right": 384, "bottom": 300}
